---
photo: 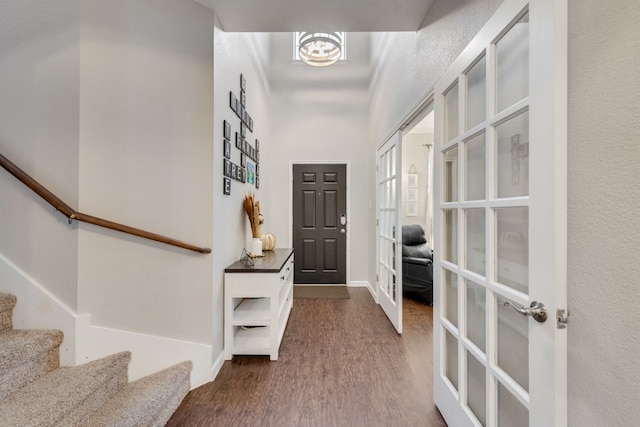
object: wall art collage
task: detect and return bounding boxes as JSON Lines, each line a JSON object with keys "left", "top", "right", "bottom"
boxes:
{"left": 222, "top": 73, "right": 260, "bottom": 195}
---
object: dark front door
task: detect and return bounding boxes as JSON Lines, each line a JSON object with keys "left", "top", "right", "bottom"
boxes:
{"left": 292, "top": 164, "right": 347, "bottom": 284}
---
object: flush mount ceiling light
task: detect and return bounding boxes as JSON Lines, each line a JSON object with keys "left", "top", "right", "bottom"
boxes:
{"left": 298, "top": 32, "right": 343, "bottom": 67}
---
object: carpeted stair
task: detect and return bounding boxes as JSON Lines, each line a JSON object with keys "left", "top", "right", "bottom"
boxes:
{"left": 0, "top": 292, "right": 192, "bottom": 426}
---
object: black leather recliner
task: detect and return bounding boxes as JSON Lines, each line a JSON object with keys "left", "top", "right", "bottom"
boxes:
{"left": 401, "top": 224, "right": 433, "bottom": 305}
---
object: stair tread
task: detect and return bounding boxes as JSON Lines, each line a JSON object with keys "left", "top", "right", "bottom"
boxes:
{"left": 0, "top": 329, "right": 64, "bottom": 400}
{"left": 0, "top": 293, "right": 17, "bottom": 312}
{"left": 84, "top": 361, "right": 192, "bottom": 427}
{"left": 0, "top": 329, "right": 64, "bottom": 366}
{"left": 0, "top": 351, "right": 131, "bottom": 427}
{"left": 0, "top": 293, "right": 17, "bottom": 332}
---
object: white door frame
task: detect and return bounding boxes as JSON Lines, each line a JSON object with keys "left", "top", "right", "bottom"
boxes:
{"left": 374, "top": 95, "right": 436, "bottom": 330}
{"left": 288, "top": 160, "right": 351, "bottom": 285}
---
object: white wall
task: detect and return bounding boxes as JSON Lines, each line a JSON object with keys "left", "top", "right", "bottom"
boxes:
{"left": 1, "top": 0, "right": 219, "bottom": 385}
{"left": 77, "top": 0, "right": 215, "bottom": 345}
{"left": 268, "top": 32, "right": 371, "bottom": 283}
{"left": 0, "top": 0, "right": 80, "bottom": 311}
{"left": 567, "top": 0, "right": 640, "bottom": 425}
{"left": 212, "top": 26, "right": 272, "bottom": 358}
{"left": 401, "top": 132, "right": 433, "bottom": 232}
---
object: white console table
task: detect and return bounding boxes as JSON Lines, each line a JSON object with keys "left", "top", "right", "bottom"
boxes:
{"left": 224, "top": 248, "right": 294, "bottom": 361}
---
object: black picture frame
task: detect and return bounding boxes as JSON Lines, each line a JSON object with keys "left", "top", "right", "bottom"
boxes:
{"left": 255, "top": 139, "right": 259, "bottom": 151}
{"left": 248, "top": 116, "right": 253, "bottom": 132}
{"left": 241, "top": 122, "right": 246, "bottom": 137}
{"left": 223, "top": 120, "right": 231, "bottom": 140}
{"left": 243, "top": 140, "right": 249, "bottom": 154}
{"left": 230, "top": 91, "right": 237, "bottom": 113}
{"left": 240, "top": 73, "right": 246, "bottom": 91}
{"left": 224, "top": 159, "right": 231, "bottom": 177}
{"left": 241, "top": 153, "right": 246, "bottom": 168}
{"left": 256, "top": 176, "right": 260, "bottom": 189}
{"left": 241, "top": 168, "right": 246, "bottom": 183}
{"left": 235, "top": 132, "right": 242, "bottom": 150}
{"left": 224, "top": 140, "right": 231, "bottom": 159}
{"left": 256, "top": 151, "right": 260, "bottom": 163}
{"left": 256, "top": 165, "right": 260, "bottom": 177}
{"left": 238, "top": 106, "right": 245, "bottom": 121}
{"left": 223, "top": 177, "right": 231, "bottom": 195}
{"left": 231, "top": 163, "right": 236, "bottom": 179}
{"left": 241, "top": 90, "right": 246, "bottom": 107}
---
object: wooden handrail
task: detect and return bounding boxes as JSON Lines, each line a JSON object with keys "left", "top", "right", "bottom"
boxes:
{"left": 0, "top": 152, "right": 211, "bottom": 254}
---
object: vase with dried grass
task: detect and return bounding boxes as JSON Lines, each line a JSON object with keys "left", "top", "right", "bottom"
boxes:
{"left": 243, "top": 192, "right": 264, "bottom": 257}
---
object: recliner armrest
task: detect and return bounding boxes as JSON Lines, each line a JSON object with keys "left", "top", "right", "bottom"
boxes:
{"left": 402, "top": 257, "right": 432, "bottom": 266}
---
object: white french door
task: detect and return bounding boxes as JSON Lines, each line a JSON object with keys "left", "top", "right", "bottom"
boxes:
{"left": 433, "top": 0, "right": 567, "bottom": 426}
{"left": 376, "top": 131, "right": 402, "bottom": 333}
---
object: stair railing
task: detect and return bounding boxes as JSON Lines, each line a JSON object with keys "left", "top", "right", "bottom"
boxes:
{"left": 0, "top": 152, "right": 211, "bottom": 254}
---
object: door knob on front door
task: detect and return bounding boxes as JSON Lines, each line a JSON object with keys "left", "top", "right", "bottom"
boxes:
{"left": 340, "top": 229, "right": 346, "bottom": 234}
{"left": 504, "top": 301, "right": 548, "bottom": 323}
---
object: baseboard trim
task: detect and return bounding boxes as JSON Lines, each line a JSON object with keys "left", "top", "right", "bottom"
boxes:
{"left": 77, "top": 323, "right": 214, "bottom": 389}
{"left": 366, "top": 281, "right": 378, "bottom": 302}
{"left": 211, "top": 351, "right": 225, "bottom": 382}
{"left": 348, "top": 281, "right": 368, "bottom": 288}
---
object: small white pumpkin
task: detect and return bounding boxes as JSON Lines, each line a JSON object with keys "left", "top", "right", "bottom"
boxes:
{"left": 261, "top": 233, "right": 276, "bottom": 251}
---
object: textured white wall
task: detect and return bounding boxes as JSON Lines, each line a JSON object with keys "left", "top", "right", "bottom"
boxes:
{"left": 77, "top": 0, "right": 215, "bottom": 343}
{"left": 0, "top": 0, "right": 80, "bottom": 310}
{"left": 267, "top": 32, "right": 371, "bottom": 283}
{"left": 368, "top": 0, "right": 503, "bottom": 288}
{"left": 369, "top": 0, "right": 504, "bottom": 146}
{"left": 212, "top": 26, "right": 272, "bottom": 357}
{"left": 567, "top": 0, "right": 640, "bottom": 425}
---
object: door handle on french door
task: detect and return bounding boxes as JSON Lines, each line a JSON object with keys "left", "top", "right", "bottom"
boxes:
{"left": 503, "top": 301, "right": 548, "bottom": 323}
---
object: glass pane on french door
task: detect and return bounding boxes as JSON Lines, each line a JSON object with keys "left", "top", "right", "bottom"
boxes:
{"left": 379, "top": 146, "right": 397, "bottom": 302}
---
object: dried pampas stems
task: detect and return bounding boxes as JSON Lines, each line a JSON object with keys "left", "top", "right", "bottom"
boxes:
{"left": 243, "top": 191, "right": 264, "bottom": 238}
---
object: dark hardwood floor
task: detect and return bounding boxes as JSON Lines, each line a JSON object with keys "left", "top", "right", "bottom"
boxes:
{"left": 167, "top": 288, "right": 447, "bottom": 427}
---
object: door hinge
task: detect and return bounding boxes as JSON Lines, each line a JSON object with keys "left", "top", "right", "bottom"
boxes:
{"left": 557, "top": 308, "right": 570, "bottom": 329}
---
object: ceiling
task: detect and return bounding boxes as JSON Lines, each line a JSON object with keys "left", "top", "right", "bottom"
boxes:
{"left": 195, "top": 0, "right": 436, "bottom": 32}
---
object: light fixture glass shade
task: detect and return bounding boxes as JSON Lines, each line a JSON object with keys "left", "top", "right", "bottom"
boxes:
{"left": 298, "top": 32, "right": 343, "bottom": 67}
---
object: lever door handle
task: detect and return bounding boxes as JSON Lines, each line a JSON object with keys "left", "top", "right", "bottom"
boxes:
{"left": 503, "top": 301, "right": 548, "bottom": 323}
